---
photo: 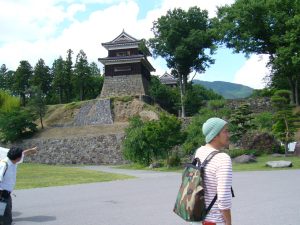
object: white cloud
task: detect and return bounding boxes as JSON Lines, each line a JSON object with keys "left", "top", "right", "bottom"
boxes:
{"left": 233, "top": 55, "right": 270, "bottom": 89}
{"left": 0, "top": 0, "right": 237, "bottom": 79}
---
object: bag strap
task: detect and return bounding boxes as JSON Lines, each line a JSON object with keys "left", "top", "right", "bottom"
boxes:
{"left": 200, "top": 151, "right": 220, "bottom": 169}
{"left": 205, "top": 187, "right": 234, "bottom": 214}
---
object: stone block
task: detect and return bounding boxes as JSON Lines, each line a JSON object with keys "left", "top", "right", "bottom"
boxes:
{"left": 266, "top": 161, "right": 292, "bottom": 168}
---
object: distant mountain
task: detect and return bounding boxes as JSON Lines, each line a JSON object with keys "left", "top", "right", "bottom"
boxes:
{"left": 192, "top": 80, "right": 254, "bottom": 99}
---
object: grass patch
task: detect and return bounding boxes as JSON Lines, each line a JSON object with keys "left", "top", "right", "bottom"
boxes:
{"left": 117, "top": 155, "right": 300, "bottom": 172}
{"left": 232, "top": 155, "right": 300, "bottom": 172}
{"left": 116, "top": 163, "right": 183, "bottom": 172}
{"left": 111, "top": 96, "right": 134, "bottom": 102}
{"left": 16, "top": 163, "right": 134, "bottom": 190}
{"left": 64, "top": 101, "right": 86, "bottom": 110}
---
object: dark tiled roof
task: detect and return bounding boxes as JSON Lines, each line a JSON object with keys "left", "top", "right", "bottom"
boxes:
{"left": 102, "top": 30, "right": 140, "bottom": 46}
{"left": 159, "top": 72, "right": 177, "bottom": 85}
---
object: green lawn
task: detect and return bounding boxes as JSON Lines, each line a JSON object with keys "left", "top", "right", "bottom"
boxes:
{"left": 232, "top": 155, "right": 300, "bottom": 172}
{"left": 15, "top": 155, "right": 300, "bottom": 189}
{"left": 16, "top": 163, "right": 134, "bottom": 190}
{"left": 117, "top": 155, "right": 300, "bottom": 172}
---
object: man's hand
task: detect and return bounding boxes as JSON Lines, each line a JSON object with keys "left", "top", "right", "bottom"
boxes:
{"left": 23, "top": 146, "right": 38, "bottom": 156}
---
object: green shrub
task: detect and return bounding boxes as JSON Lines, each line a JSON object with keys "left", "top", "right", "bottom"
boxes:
{"left": 122, "top": 114, "right": 184, "bottom": 165}
{"left": 252, "top": 112, "right": 273, "bottom": 132}
{"left": 166, "top": 152, "right": 181, "bottom": 167}
{"left": 226, "top": 149, "right": 262, "bottom": 158}
{"left": 182, "top": 107, "right": 229, "bottom": 155}
{"left": 0, "top": 90, "right": 20, "bottom": 112}
{"left": 0, "top": 109, "right": 37, "bottom": 143}
{"left": 229, "top": 104, "right": 256, "bottom": 144}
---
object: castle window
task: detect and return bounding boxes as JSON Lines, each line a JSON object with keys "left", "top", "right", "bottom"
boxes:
{"left": 114, "top": 66, "right": 131, "bottom": 72}
{"left": 116, "top": 51, "right": 130, "bottom": 56}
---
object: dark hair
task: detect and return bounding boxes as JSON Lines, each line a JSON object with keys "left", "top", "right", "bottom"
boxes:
{"left": 7, "top": 147, "right": 23, "bottom": 160}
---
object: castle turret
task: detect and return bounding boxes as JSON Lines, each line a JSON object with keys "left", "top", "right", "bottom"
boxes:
{"left": 98, "top": 30, "right": 155, "bottom": 98}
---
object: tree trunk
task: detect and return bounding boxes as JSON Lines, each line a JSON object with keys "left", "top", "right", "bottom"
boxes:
{"left": 179, "top": 73, "right": 185, "bottom": 118}
{"left": 295, "top": 78, "right": 299, "bottom": 106}
{"left": 59, "top": 86, "right": 62, "bottom": 104}
{"left": 20, "top": 92, "right": 26, "bottom": 106}
{"left": 284, "top": 116, "right": 289, "bottom": 156}
{"left": 287, "top": 77, "right": 295, "bottom": 104}
{"left": 80, "top": 85, "right": 83, "bottom": 101}
{"left": 40, "top": 112, "right": 44, "bottom": 129}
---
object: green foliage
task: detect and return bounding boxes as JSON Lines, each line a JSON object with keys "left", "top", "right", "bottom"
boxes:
{"left": 122, "top": 114, "right": 184, "bottom": 165}
{"left": 252, "top": 112, "right": 274, "bottom": 132}
{"left": 183, "top": 104, "right": 230, "bottom": 155}
{"left": 31, "top": 58, "right": 52, "bottom": 96}
{"left": 229, "top": 104, "right": 256, "bottom": 143}
{"left": 0, "top": 64, "right": 14, "bottom": 91}
{"left": 250, "top": 88, "right": 276, "bottom": 98}
{"left": 184, "top": 84, "right": 223, "bottom": 116}
{"left": 217, "top": 0, "right": 300, "bottom": 105}
{"left": 27, "top": 86, "right": 47, "bottom": 129}
{"left": 0, "top": 109, "right": 37, "bottom": 143}
{"left": 148, "top": 76, "right": 180, "bottom": 115}
{"left": 0, "top": 90, "right": 20, "bottom": 112}
{"left": 73, "top": 50, "right": 91, "bottom": 101}
{"left": 208, "top": 99, "right": 226, "bottom": 112}
{"left": 149, "top": 6, "right": 217, "bottom": 116}
{"left": 167, "top": 152, "right": 181, "bottom": 167}
{"left": 225, "top": 149, "right": 262, "bottom": 159}
{"left": 64, "top": 101, "right": 84, "bottom": 110}
{"left": 13, "top": 60, "right": 33, "bottom": 106}
{"left": 271, "top": 90, "right": 299, "bottom": 153}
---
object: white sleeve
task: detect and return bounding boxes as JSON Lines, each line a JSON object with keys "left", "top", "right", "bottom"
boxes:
{"left": 0, "top": 162, "right": 7, "bottom": 182}
{"left": 0, "top": 147, "right": 9, "bottom": 160}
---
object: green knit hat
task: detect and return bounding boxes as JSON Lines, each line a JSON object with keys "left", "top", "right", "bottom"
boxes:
{"left": 202, "top": 117, "right": 227, "bottom": 143}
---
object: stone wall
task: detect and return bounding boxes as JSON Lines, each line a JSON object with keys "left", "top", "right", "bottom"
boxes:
{"left": 100, "top": 74, "right": 149, "bottom": 98}
{"left": 226, "top": 97, "right": 272, "bottom": 113}
{"left": 19, "top": 133, "right": 126, "bottom": 165}
{"left": 74, "top": 99, "right": 113, "bottom": 125}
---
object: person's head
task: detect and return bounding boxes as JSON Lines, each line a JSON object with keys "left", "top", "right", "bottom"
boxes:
{"left": 7, "top": 147, "right": 23, "bottom": 163}
{"left": 202, "top": 117, "right": 229, "bottom": 149}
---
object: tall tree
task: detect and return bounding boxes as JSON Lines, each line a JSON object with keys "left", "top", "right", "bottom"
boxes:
{"left": 271, "top": 90, "right": 299, "bottom": 155}
{"left": 149, "top": 7, "right": 216, "bottom": 117}
{"left": 73, "top": 50, "right": 91, "bottom": 101}
{"left": 52, "top": 57, "right": 65, "bottom": 104}
{"left": 217, "top": 0, "right": 300, "bottom": 105}
{"left": 28, "top": 86, "right": 47, "bottom": 129}
{"left": 64, "top": 49, "right": 73, "bottom": 102}
{"left": 13, "top": 60, "right": 33, "bottom": 106}
{"left": 0, "top": 64, "right": 14, "bottom": 91}
{"left": 0, "top": 64, "right": 8, "bottom": 90}
{"left": 84, "top": 62, "right": 103, "bottom": 99}
{"left": 31, "top": 58, "right": 52, "bottom": 96}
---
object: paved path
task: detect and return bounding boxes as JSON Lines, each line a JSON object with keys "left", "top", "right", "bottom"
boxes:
{"left": 12, "top": 167, "right": 300, "bottom": 225}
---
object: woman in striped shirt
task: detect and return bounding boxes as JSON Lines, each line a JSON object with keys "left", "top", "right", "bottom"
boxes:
{"left": 192, "top": 117, "right": 233, "bottom": 225}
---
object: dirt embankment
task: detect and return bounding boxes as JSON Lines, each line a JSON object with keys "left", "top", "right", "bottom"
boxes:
{"left": 34, "top": 98, "right": 162, "bottom": 139}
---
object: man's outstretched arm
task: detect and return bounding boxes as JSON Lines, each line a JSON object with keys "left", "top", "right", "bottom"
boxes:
{"left": 23, "top": 147, "right": 38, "bottom": 156}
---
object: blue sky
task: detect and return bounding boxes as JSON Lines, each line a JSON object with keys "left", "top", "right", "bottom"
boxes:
{"left": 0, "top": 0, "right": 270, "bottom": 89}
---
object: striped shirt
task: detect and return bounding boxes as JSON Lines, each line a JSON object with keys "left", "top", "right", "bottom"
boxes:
{"left": 193, "top": 146, "right": 233, "bottom": 224}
